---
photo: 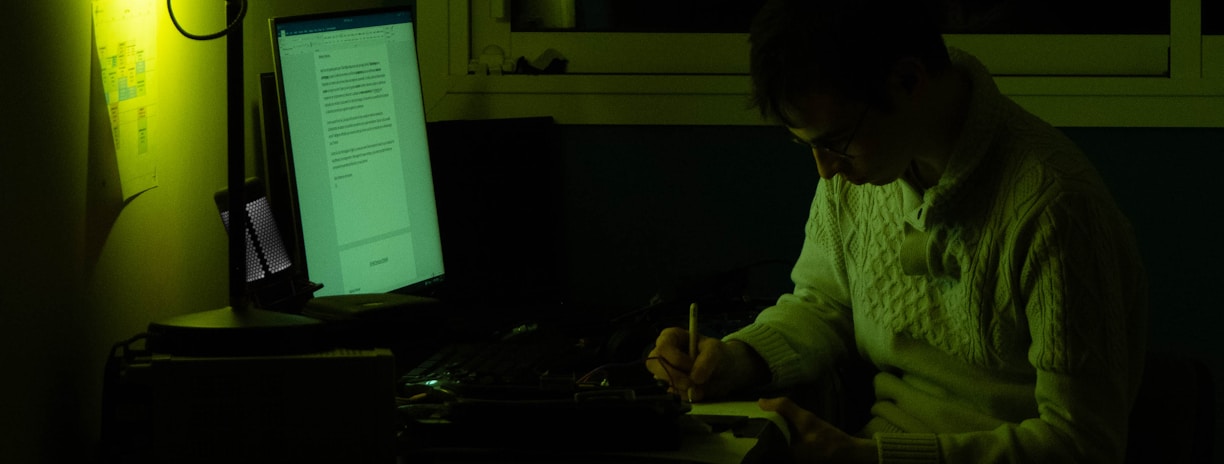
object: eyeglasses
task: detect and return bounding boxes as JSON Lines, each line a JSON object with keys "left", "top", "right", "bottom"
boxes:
{"left": 792, "top": 105, "right": 870, "bottom": 161}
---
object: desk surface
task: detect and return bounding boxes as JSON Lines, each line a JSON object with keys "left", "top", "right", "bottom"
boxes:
{"left": 399, "top": 401, "right": 791, "bottom": 464}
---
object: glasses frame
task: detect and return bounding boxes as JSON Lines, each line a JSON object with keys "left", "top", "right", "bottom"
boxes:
{"left": 793, "top": 105, "right": 870, "bottom": 161}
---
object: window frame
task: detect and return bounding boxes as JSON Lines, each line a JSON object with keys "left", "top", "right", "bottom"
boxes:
{"left": 416, "top": 0, "right": 1224, "bottom": 127}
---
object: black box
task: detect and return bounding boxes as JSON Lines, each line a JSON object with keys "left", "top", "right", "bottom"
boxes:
{"left": 102, "top": 347, "right": 396, "bottom": 463}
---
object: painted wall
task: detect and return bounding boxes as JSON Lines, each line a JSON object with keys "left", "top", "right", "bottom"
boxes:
{"left": 2, "top": 1, "right": 230, "bottom": 462}
{"left": 2, "top": 2, "right": 92, "bottom": 462}
{"left": 0, "top": 0, "right": 394, "bottom": 461}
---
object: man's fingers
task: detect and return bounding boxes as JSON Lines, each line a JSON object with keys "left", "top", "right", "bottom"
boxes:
{"left": 653, "top": 327, "right": 694, "bottom": 367}
{"left": 759, "top": 397, "right": 816, "bottom": 431}
{"left": 688, "top": 337, "right": 723, "bottom": 384}
{"left": 647, "top": 328, "right": 698, "bottom": 393}
{"left": 655, "top": 326, "right": 690, "bottom": 345}
{"left": 758, "top": 396, "right": 792, "bottom": 413}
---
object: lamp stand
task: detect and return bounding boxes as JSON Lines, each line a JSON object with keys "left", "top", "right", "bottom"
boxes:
{"left": 148, "top": 0, "right": 322, "bottom": 357}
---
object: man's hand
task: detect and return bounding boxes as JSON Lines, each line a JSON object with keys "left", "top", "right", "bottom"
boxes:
{"left": 759, "top": 397, "right": 878, "bottom": 464}
{"left": 645, "top": 328, "right": 768, "bottom": 402}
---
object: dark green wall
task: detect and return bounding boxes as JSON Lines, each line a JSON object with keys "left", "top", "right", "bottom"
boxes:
{"left": 557, "top": 125, "right": 1224, "bottom": 346}
{"left": 1067, "top": 127, "right": 1224, "bottom": 353}
{"left": 556, "top": 125, "right": 815, "bottom": 311}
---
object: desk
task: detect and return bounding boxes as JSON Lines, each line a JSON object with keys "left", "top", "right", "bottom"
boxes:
{"left": 400, "top": 401, "right": 792, "bottom": 464}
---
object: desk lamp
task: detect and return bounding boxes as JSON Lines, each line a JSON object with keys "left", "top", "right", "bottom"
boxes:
{"left": 147, "top": 0, "right": 322, "bottom": 356}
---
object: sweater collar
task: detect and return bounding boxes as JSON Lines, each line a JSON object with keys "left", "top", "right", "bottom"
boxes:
{"left": 919, "top": 48, "right": 1007, "bottom": 222}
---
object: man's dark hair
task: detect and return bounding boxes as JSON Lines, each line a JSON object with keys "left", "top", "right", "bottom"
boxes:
{"left": 748, "top": 0, "right": 951, "bottom": 126}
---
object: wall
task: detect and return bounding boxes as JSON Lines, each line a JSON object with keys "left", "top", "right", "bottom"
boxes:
{"left": 1069, "top": 127, "right": 1224, "bottom": 460}
{"left": 2, "top": 1, "right": 230, "bottom": 462}
{"left": 2, "top": 2, "right": 92, "bottom": 462}
{"left": 555, "top": 124, "right": 816, "bottom": 311}
{"left": 0, "top": 1, "right": 402, "bottom": 462}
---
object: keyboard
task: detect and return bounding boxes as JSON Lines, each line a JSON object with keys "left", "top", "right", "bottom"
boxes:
{"left": 402, "top": 339, "right": 573, "bottom": 386}
{"left": 396, "top": 329, "right": 687, "bottom": 453}
{"left": 397, "top": 331, "right": 625, "bottom": 401}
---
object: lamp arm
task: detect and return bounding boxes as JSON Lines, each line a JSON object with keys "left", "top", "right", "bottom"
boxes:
{"left": 225, "top": 0, "right": 247, "bottom": 310}
{"left": 165, "top": 0, "right": 251, "bottom": 310}
{"left": 167, "top": 0, "right": 247, "bottom": 41}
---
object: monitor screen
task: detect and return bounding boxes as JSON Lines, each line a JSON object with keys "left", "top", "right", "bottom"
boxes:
{"left": 270, "top": 6, "right": 444, "bottom": 297}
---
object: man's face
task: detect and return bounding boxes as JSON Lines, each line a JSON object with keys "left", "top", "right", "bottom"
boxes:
{"left": 785, "top": 93, "right": 916, "bottom": 186}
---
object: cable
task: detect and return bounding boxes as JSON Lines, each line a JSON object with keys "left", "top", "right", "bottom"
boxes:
{"left": 167, "top": 0, "right": 247, "bottom": 41}
{"left": 646, "top": 355, "right": 681, "bottom": 389}
{"left": 576, "top": 359, "right": 650, "bottom": 385}
{"left": 109, "top": 332, "right": 149, "bottom": 360}
{"left": 577, "top": 355, "right": 682, "bottom": 394}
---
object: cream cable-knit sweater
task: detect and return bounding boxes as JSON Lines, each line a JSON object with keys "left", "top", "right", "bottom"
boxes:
{"left": 726, "top": 49, "right": 1147, "bottom": 463}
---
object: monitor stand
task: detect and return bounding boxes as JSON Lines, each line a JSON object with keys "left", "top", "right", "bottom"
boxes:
{"left": 302, "top": 293, "right": 441, "bottom": 321}
{"left": 147, "top": 306, "right": 325, "bottom": 357}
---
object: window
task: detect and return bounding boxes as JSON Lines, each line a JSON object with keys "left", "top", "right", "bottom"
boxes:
{"left": 1204, "top": 0, "right": 1224, "bottom": 78}
{"left": 416, "top": 0, "right": 1224, "bottom": 127}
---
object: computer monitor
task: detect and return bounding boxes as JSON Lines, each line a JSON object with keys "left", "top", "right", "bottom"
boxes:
{"left": 269, "top": 6, "right": 444, "bottom": 297}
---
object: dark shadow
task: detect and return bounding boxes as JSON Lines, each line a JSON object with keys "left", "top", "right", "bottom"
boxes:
{"left": 85, "top": 31, "right": 131, "bottom": 268}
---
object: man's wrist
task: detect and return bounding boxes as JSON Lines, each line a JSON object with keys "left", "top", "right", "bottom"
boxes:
{"left": 845, "top": 437, "right": 880, "bottom": 464}
{"left": 725, "top": 340, "right": 771, "bottom": 390}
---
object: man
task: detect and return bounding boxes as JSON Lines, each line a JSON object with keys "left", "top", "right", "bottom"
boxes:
{"left": 646, "top": 1, "right": 1147, "bottom": 463}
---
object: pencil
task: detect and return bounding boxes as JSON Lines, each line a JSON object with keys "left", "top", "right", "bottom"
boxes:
{"left": 688, "top": 303, "right": 698, "bottom": 402}
{"left": 688, "top": 302, "right": 698, "bottom": 357}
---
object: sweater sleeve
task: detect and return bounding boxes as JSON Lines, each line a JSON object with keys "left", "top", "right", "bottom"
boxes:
{"left": 888, "top": 189, "right": 1147, "bottom": 464}
{"left": 725, "top": 178, "right": 858, "bottom": 390}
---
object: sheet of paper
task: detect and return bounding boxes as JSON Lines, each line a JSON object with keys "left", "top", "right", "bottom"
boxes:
{"left": 691, "top": 401, "right": 792, "bottom": 444}
{"left": 93, "top": 0, "right": 158, "bottom": 199}
{"left": 616, "top": 401, "right": 792, "bottom": 464}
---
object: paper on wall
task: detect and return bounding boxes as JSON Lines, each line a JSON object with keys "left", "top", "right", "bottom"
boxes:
{"left": 93, "top": 0, "right": 158, "bottom": 200}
